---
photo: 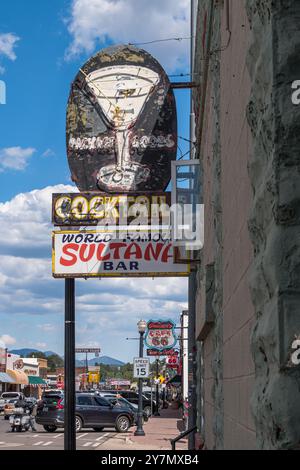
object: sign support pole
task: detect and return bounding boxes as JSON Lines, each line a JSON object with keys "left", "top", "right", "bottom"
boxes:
{"left": 64, "top": 278, "right": 76, "bottom": 451}
{"left": 187, "top": 0, "right": 197, "bottom": 451}
{"left": 134, "top": 331, "right": 145, "bottom": 436}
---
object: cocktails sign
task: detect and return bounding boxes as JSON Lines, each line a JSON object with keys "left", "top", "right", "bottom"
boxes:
{"left": 145, "top": 320, "right": 177, "bottom": 352}
{"left": 52, "top": 192, "right": 170, "bottom": 226}
{"left": 66, "top": 44, "right": 177, "bottom": 193}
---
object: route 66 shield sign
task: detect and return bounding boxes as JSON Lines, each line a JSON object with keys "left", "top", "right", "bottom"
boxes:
{"left": 145, "top": 319, "right": 177, "bottom": 352}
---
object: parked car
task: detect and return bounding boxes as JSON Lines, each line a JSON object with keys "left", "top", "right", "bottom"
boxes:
{"left": 103, "top": 395, "right": 149, "bottom": 424}
{"left": 0, "top": 398, "right": 6, "bottom": 413}
{"left": 1, "top": 392, "right": 24, "bottom": 401}
{"left": 117, "top": 391, "right": 156, "bottom": 416}
{"left": 42, "top": 390, "right": 64, "bottom": 400}
{"left": 143, "top": 391, "right": 161, "bottom": 408}
{"left": 36, "top": 392, "right": 135, "bottom": 433}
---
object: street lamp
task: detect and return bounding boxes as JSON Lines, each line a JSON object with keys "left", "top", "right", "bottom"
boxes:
{"left": 134, "top": 319, "right": 147, "bottom": 436}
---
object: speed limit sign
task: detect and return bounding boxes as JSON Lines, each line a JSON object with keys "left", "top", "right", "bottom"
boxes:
{"left": 133, "top": 358, "right": 150, "bottom": 378}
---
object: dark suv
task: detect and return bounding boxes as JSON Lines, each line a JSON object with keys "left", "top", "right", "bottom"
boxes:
{"left": 118, "top": 391, "right": 156, "bottom": 416}
{"left": 36, "top": 392, "right": 134, "bottom": 433}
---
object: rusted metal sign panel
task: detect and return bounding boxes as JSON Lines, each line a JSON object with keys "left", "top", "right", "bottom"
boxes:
{"left": 52, "top": 230, "right": 189, "bottom": 278}
{"left": 66, "top": 44, "right": 177, "bottom": 193}
{"left": 52, "top": 191, "right": 171, "bottom": 226}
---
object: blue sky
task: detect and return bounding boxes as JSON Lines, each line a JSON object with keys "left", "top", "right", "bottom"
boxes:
{"left": 0, "top": 0, "right": 189, "bottom": 362}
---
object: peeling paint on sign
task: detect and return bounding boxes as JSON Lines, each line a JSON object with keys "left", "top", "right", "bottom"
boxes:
{"left": 66, "top": 44, "right": 177, "bottom": 193}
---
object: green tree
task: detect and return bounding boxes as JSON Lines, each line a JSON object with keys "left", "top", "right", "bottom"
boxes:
{"left": 27, "top": 351, "right": 47, "bottom": 359}
{"left": 47, "top": 354, "right": 64, "bottom": 372}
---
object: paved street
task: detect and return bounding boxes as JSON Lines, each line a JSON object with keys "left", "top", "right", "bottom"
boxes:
{"left": 0, "top": 405, "right": 187, "bottom": 451}
{"left": 0, "top": 416, "right": 118, "bottom": 450}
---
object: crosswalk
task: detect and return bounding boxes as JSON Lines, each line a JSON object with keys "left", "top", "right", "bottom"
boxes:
{"left": 33, "top": 440, "right": 53, "bottom": 446}
{"left": 0, "top": 430, "right": 115, "bottom": 449}
{"left": 81, "top": 432, "right": 110, "bottom": 448}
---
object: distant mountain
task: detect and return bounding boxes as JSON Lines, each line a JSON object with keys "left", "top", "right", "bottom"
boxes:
{"left": 9, "top": 349, "right": 125, "bottom": 367}
{"left": 44, "top": 351, "right": 58, "bottom": 357}
{"left": 9, "top": 348, "right": 41, "bottom": 357}
{"left": 9, "top": 348, "right": 59, "bottom": 357}
{"left": 89, "top": 356, "right": 125, "bottom": 366}
{"left": 75, "top": 356, "right": 125, "bottom": 367}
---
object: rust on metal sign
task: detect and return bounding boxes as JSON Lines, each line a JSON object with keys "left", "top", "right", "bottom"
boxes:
{"left": 66, "top": 44, "right": 177, "bottom": 193}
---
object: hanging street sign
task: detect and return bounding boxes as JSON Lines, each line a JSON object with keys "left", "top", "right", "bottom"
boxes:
{"left": 133, "top": 357, "right": 150, "bottom": 379}
{"left": 145, "top": 320, "right": 178, "bottom": 352}
{"left": 66, "top": 44, "right": 177, "bottom": 193}
{"left": 52, "top": 230, "right": 189, "bottom": 278}
{"left": 75, "top": 348, "right": 101, "bottom": 354}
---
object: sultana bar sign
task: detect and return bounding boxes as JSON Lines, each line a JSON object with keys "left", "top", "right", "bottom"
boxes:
{"left": 52, "top": 192, "right": 170, "bottom": 226}
{"left": 52, "top": 230, "right": 189, "bottom": 278}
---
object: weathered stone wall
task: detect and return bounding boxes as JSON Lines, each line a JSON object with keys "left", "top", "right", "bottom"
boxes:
{"left": 246, "top": 0, "right": 300, "bottom": 449}
{"left": 194, "top": 0, "right": 300, "bottom": 449}
{"left": 194, "top": 0, "right": 224, "bottom": 449}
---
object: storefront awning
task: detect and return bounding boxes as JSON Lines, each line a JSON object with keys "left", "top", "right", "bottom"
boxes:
{"left": 28, "top": 376, "right": 46, "bottom": 385}
{"left": 0, "top": 372, "right": 15, "bottom": 384}
{"left": 6, "top": 370, "right": 29, "bottom": 385}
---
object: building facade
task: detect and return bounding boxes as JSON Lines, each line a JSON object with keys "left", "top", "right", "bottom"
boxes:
{"left": 192, "top": 0, "right": 300, "bottom": 450}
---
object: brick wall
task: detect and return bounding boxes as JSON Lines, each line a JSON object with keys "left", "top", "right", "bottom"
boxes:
{"left": 194, "top": 0, "right": 256, "bottom": 449}
{"left": 220, "top": 0, "right": 256, "bottom": 450}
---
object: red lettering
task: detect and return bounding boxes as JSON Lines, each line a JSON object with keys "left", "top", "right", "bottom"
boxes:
{"left": 124, "top": 242, "right": 143, "bottom": 260}
{"left": 144, "top": 243, "right": 164, "bottom": 261}
{"left": 97, "top": 243, "right": 110, "bottom": 261}
{"left": 162, "top": 243, "right": 173, "bottom": 263}
{"left": 60, "top": 243, "right": 79, "bottom": 266}
{"left": 110, "top": 242, "right": 127, "bottom": 259}
{"left": 79, "top": 243, "right": 95, "bottom": 262}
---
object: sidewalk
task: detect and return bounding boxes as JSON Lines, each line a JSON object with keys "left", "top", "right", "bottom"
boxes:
{"left": 99, "top": 403, "right": 188, "bottom": 451}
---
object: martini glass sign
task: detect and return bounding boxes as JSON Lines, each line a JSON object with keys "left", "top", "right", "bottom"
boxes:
{"left": 66, "top": 45, "right": 177, "bottom": 193}
{"left": 84, "top": 66, "right": 160, "bottom": 191}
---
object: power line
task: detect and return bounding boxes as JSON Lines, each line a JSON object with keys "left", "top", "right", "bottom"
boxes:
{"left": 177, "top": 148, "right": 195, "bottom": 161}
{"left": 128, "top": 36, "right": 193, "bottom": 46}
{"left": 179, "top": 136, "right": 197, "bottom": 145}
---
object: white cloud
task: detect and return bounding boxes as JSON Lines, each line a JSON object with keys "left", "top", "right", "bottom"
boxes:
{"left": 0, "top": 184, "right": 75, "bottom": 253}
{"left": 38, "top": 324, "right": 56, "bottom": 332}
{"left": 0, "top": 33, "right": 20, "bottom": 61}
{"left": 0, "top": 185, "right": 188, "bottom": 360}
{"left": 0, "top": 334, "right": 16, "bottom": 347}
{"left": 0, "top": 147, "right": 36, "bottom": 171}
{"left": 36, "top": 342, "right": 47, "bottom": 349}
{"left": 65, "top": 0, "right": 190, "bottom": 71}
{"left": 42, "top": 149, "right": 56, "bottom": 158}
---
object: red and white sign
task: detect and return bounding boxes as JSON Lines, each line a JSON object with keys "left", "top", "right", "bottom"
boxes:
{"left": 109, "top": 380, "right": 131, "bottom": 386}
{"left": 145, "top": 320, "right": 177, "bottom": 352}
{"left": 52, "top": 231, "right": 189, "bottom": 278}
{"left": 147, "top": 348, "right": 178, "bottom": 357}
{"left": 166, "top": 356, "right": 179, "bottom": 368}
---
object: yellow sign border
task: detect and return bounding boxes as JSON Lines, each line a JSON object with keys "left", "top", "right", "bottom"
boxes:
{"left": 52, "top": 230, "right": 190, "bottom": 278}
